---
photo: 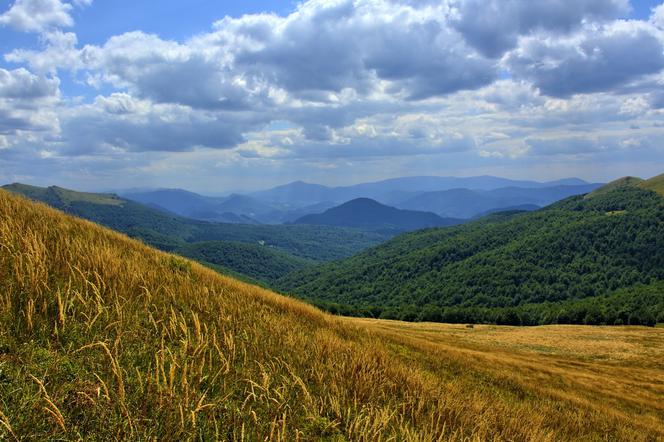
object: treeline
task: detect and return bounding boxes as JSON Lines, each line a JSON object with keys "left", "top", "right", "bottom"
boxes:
{"left": 310, "top": 281, "right": 664, "bottom": 326}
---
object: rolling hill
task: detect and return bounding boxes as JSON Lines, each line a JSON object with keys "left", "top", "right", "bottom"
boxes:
{"left": 1, "top": 187, "right": 662, "bottom": 440}
{"left": 279, "top": 175, "right": 664, "bottom": 324}
{"left": 292, "top": 198, "right": 462, "bottom": 232}
{"left": 1, "top": 183, "right": 389, "bottom": 282}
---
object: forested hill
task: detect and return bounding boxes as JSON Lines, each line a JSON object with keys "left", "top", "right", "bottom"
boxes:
{"left": 293, "top": 198, "right": 461, "bottom": 232}
{"left": 278, "top": 175, "right": 664, "bottom": 325}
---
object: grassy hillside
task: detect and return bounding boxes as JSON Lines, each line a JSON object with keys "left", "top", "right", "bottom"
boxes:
{"left": 1, "top": 189, "right": 663, "bottom": 440}
{"left": 640, "top": 172, "right": 664, "bottom": 196}
{"left": 2, "top": 184, "right": 388, "bottom": 277}
{"left": 279, "top": 178, "right": 664, "bottom": 324}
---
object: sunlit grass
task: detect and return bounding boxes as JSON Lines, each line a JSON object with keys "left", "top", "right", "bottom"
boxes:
{"left": 0, "top": 189, "right": 662, "bottom": 441}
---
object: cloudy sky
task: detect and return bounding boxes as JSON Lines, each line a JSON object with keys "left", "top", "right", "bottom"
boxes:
{"left": 0, "top": 0, "right": 663, "bottom": 193}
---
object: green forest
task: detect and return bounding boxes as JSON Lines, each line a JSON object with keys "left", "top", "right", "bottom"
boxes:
{"left": 175, "top": 241, "right": 313, "bottom": 284}
{"left": 279, "top": 182, "right": 664, "bottom": 325}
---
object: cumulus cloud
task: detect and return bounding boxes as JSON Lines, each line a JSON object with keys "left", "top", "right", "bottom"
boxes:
{"left": 53, "top": 93, "right": 262, "bottom": 154}
{"left": 526, "top": 136, "right": 605, "bottom": 156}
{"left": 0, "top": 67, "right": 59, "bottom": 100}
{"left": 6, "top": 31, "right": 82, "bottom": 74}
{"left": 231, "top": 0, "right": 496, "bottom": 99}
{"left": 652, "top": 4, "right": 664, "bottom": 28}
{"left": 10, "top": 0, "right": 497, "bottom": 103}
{"left": 507, "top": 22, "right": 664, "bottom": 97}
{"left": 1, "top": 0, "right": 664, "bottom": 187}
{"left": 450, "top": 0, "right": 630, "bottom": 58}
{"left": 0, "top": 68, "right": 59, "bottom": 138}
{"left": 0, "top": 0, "right": 88, "bottom": 33}
{"left": 477, "top": 80, "right": 544, "bottom": 111}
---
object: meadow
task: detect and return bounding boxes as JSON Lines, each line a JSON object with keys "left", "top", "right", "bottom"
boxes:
{"left": 1, "top": 189, "right": 662, "bottom": 441}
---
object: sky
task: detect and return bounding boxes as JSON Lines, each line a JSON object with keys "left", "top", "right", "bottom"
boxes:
{"left": 0, "top": 0, "right": 663, "bottom": 193}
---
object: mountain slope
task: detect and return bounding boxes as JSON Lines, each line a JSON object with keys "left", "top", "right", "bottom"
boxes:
{"left": 1, "top": 189, "right": 662, "bottom": 441}
{"left": 293, "top": 198, "right": 461, "bottom": 232}
{"left": 279, "top": 177, "right": 664, "bottom": 324}
{"left": 175, "top": 240, "right": 313, "bottom": 284}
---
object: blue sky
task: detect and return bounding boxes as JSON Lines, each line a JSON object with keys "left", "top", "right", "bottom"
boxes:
{"left": 0, "top": 0, "right": 663, "bottom": 193}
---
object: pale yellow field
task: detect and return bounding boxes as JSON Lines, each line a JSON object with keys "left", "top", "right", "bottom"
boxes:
{"left": 349, "top": 318, "right": 664, "bottom": 438}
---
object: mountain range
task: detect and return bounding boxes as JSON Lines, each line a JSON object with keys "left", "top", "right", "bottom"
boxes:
{"left": 397, "top": 184, "right": 601, "bottom": 218}
{"left": 249, "top": 175, "right": 593, "bottom": 205}
{"left": 119, "top": 175, "right": 602, "bottom": 224}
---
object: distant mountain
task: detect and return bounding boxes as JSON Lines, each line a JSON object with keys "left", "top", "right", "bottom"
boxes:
{"left": 250, "top": 175, "right": 596, "bottom": 208}
{"left": 397, "top": 184, "right": 601, "bottom": 218}
{"left": 123, "top": 188, "right": 218, "bottom": 215}
{"left": 118, "top": 176, "right": 599, "bottom": 224}
{"left": 122, "top": 188, "right": 331, "bottom": 224}
{"left": 250, "top": 181, "right": 335, "bottom": 205}
{"left": 292, "top": 198, "right": 462, "bottom": 233}
{"left": 279, "top": 174, "right": 664, "bottom": 325}
{"left": 122, "top": 189, "right": 263, "bottom": 224}
{"left": 335, "top": 175, "right": 591, "bottom": 194}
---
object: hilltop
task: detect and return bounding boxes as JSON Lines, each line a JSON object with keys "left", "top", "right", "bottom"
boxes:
{"left": 293, "top": 198, "right": 461, "bottom": 232}
{"left": 639, "top": 172, "right": 664, "bottom": 195}
{"left": 1, "top": 188, "right": 662, "bottom": 440}
{"left": 279, "top": 175, "right": 664, "bottom": 324}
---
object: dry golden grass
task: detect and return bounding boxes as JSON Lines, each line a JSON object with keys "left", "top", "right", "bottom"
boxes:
{"left": 0, "top": 189, "right": 662, "bottom": 441}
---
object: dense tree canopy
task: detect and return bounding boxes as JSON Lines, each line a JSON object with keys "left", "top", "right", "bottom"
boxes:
{"left": 279, "top": 185, "right": 664, "bottom": 325}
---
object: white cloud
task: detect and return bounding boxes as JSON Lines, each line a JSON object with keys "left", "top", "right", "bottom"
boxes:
{"left": 0, "top": 67, "right": 59, "bottom": 100}
{"left": 0, "top": 0, "right": 86, "bottom": 32}
{"left": 652, "top": 4, "right": 664, "bottom": 29}
{"left": 507, "top": 21, "right": 664, "bottom": 97}
{"left": 0, "top": 0, "right": 663, "bottom": 188}
{"left": 450, "top": 0, "right": 630, "bottom": 57}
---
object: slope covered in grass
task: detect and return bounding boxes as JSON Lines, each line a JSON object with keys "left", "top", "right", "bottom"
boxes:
{"left": 279, "top": 179, "right": 664, "bottom": 323}
{"left": 640, "top": 172, "right": 664, "bottom": 196}
{"left": 1, "top": 189, "right": 663, "bottom": 440}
